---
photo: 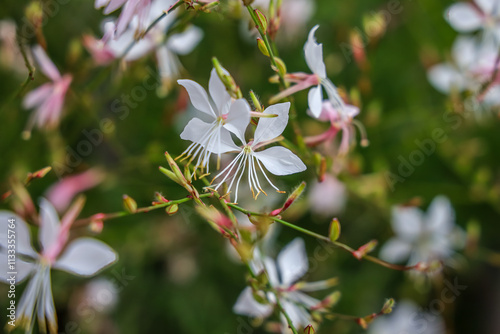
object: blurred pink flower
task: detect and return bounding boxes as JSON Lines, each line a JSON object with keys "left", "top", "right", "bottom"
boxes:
{"left": 46, "top": 169, "right": 105, "bottom": 213}
{"left": 82, "top": 21, "right": 116, "bottom": 66}
{"left": 95, "top": 0, "right": 153, "bottom": 37}
{"left": 309, "top": 174, "right": 346, "bottom": 216}
{"left": 22, "top": 45, "right": 72, "bottom": 136}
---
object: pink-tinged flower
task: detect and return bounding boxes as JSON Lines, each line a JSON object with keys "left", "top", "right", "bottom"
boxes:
{"left": 45, "top": 169, "right": 105, "bottom": 213}
{"left": 445, "top": 0, "right": 500, "bottom": 41}
{"left": 234, "top": 238, "right": 336, "bottom": 333}
{"left": 95, "top": 0, "right": 153, "bottom": 38}
{"left": 22, "top": 45, "right": 72, "bottom": 136}
{"left": 304, "top": 100, "right": 367, "bottom": 155}
{"left": 270, "top": 25, "right": 347, "bottom": 119}
{"left": 82, "top": 21, "right": 117, "bottom": 66}
{"left": 309, "top": 174, "right": 346, "bottom": 216}
{"left": 368, "top": 300, "right": 446, "bottom": 334}
{"left": 177, "top": 68, "right": 251, "bottom": 173}
{"left": 379, "top": 196, "right": 465, "bottom": 268}
{"left": 211, "top": 102, "right": 307, "bottom": 203}
{"left": 0, "top": 199, "right": 117, "bottom": 334}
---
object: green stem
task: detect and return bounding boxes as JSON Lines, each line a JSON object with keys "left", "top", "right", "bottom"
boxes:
{"left": 276, "top": 298, "right": 299, "bottom": 334}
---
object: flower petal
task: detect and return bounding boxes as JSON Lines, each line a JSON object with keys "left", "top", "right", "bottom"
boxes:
{"left": 32, "top": 45, "right": 61, "bottom": 81}
{"left": 254, "top": 146, "right": 307, "bottom": 176}
{"left": 54, "top": 238, "right": 117, "bottom": 276}
{"left": 427, "top": 64, "right": 466, "bottom": 93}
{"left": 475, "top": 0, "right": 497, "bottom": 15}
{"left": 391, "top": 206, "right": 423, "bottom": 242}
{"left": 224, "top": 99, "right": 251, "bottom": 143}
{"left": 379, "top": 238, "right": 412, "bottom": 263}
{"left": 22, "top": 84, "right": 53, "bottom": 109}
{"left": 277, "top": 238, "right": 308, "bottom": 286}
{"left": 167, "top": 25, "right": 203, "bottom": 55}
{"left": 445, "top": 3, "right": 483, "bottom": 32}
{"left": 304, "top": 25, "right": 326, "bottom": 78}
{"left": 208, "top": 68, "right": 231, "bottom": 114}
{"left": 426, "top": 196, "right": 454, "bottom": 235}
{"left": 0, "top": 248, "right": 36, "bottom": 283}
{"left": 253, "top": 102, "right": 290, "bottom": 144}
{"left": 0, "top": 211, "right": 37, "bottom": 257}
{"left": 177, "top": 79, "right": 216, "bottom": 117}
{"left": 308, "top": 85, "right": 323, "bottom": 118}
{"left": 39, "top": 199, "right": 61, "bottom": 253}
{"left": 263, "top": 257, "right": 280, "bottom": 286}
{"left": 233, "top": 287, "right": 273, "bottom": 318}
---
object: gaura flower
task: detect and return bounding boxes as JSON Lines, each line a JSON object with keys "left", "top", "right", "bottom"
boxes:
{"left": 177, "top": 68, "right": 251, "bottom": 173}
{"left": 210, "top": 102, "right": 307, "bottom": 203}
{"left": 379, "top": 196, "right": 465, "bottom": 267}
{"left": 445, "top": 0, "right": 500, "bottom": 41}
{"left": 368, "top": 300, "right": 445, "bottom": 334}
{"left": 82, "top": 21, "right": 117, "bottom": 66}
{"left": 22, "top": 45, "right": 72, "bottom": 137}
{"left": 308, "top": 174, "right": 347, "bottom": 217}
{"left": 270, "top": 25, "right": 346, "bottom": 119}
{"left": 95, "top": 0, "right": 153, "bottom": 37}
{"left": 304, "top": 100, "right": 367, "bottom": 155}
{"left": 0, "top": 199, "right": 117, "bottom": 334}
{"left": 233, "top": 238, "right": 336, "bottom": 333}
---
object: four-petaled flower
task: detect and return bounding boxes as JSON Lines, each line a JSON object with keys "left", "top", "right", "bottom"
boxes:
{"left": 379, "top": 196, "right": 465, "bottom": 268}
{"left": 95, "top": 0, "right": 153, "bottom": 37}
{"left": 177, "top": 68, "right": 251, "bottom": 173}
{"left": 22, "top": 45, "right": 72, "bottom": 137}
{"left": 0, "top": 199, "right": 117, "bottom": 334}
{"left": 210, "top": 102, "right": 306, "bottom": 203}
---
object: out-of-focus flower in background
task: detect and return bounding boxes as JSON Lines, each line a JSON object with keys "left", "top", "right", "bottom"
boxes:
{"left": 308, "top": 174, "right": 347, "bottom": 217}
{"left": 22, "top": 45, "right": 72, "bottom": 137}
{"left": 379, "top": 196, "right": 465, "bottom": 269}
{"left": 95, "top": 0, "right": 153, "bottom": 37}
{"left": 368, "top": 300, "right": 446, "bottom": 334}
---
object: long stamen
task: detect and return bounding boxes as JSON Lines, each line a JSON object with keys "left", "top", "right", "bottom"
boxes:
{"left": 232, "top": 153, "right": 249, "bottom": 204}
{"left": 321, "top": 78, "right": 346, "bottom": 119}
{"left": 212, "top": 151, "right": 244, "bottom": 190}
{"left": 255, "top": 158, "right": 282, "bottom": 192}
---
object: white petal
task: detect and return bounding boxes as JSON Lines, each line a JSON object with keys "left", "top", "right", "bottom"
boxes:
{"left": 22, "top": 84, "right": 52, "bottom": 109}
{"left": 0, "top": 211, "right": 36, "bottom": 257}
{"left": 427, "top": 64, "right": 466, "bottom": 93}
{"left": 426, "top": 196, "right": 454, "bottom": 235}
{"left": 281, "top": 300, "right": 311, "bottom": 329}
{"left": 39, "top": 198, "right": 61, "bottom": 253}
{"left": 254, "top": 146, "right": 307, "bottom": 176}
{"left": 304, "top": 25, "right": 326, "bottom": 78}
{"left": 0, "top": 248, "right": 36, "bottom": 283}
{"left": 177, "top": 79, "right": 216, "bottom": 117}
{"left": 180, "top": 118, "right": 239, "bottom": 153}
{"left": 445, "top": 3, "right": 483, "bottom": 32}
{"left": 54, "top": 238, "right": 117, "bottom": 276}
{"left": 287, "top": 291, "right": 321, "bottom": 308}
{"left": 263, "top": 257, "right": 280, "bottom": 287}
{"left": 391, "top": 206, "right": 423, "bottom": 242}
{"left": 233, "top": 287, "right": 273, "bottom": 318}
{"left": 167, "top": 25, "right": 203, "bottom": 55}
{"left": 95, "top": 0, "right": 109, "bottom": 9}
{"left": 224, "top": 99, "right": 251, "bottom": 143}
{"left": 277, "top": 238, "right": 308, "bottom": 286}
{"left": 482, "top": 84, "right": 500, "bottom": 106}
{"left": 253, "top": 102, "right": 290, "bottom": 144}
{"left": 379, "top": 238, "right": 412, "bottom": 263}
{"left": 208, "top": 68, "right": 231, "bottom": 114}
{"left": 453, "top": 36, "right": 479, "bottom": 69}
{"left": 32, "top": 45, "right": 61, "bottom": 81}
{"left": 308, "top": 85, "right": 323, "bottom": 118}
{"left": 476, "top": 0, "right": 497, "bottom": 14}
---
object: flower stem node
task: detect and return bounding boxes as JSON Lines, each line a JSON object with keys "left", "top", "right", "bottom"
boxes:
{"left": 122, "top": 195, "right": 137, "bottom": 213}
{"left": 353, "top": 240, "right": 378, "bottom": 260}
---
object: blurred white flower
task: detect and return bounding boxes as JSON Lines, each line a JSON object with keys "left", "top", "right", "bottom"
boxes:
{"left": 233, "top": 238, "right": 334, "bottom": 333}
{"left": 0, "top": 199, "right": 117, "bottom": 334}
{"left": 369, "top": 300, "right": 446, "bottom": 334}
{"left": 445, "top": 0, "right": 500, "bottom": 41}
{"left": 83, "top": 278, "right": 119, "bottom": 313}
{"left": 379, "top": 196, "right": 465, "bottom": 267}
{"left": 309, "top": 174, "right": 347, "bottom": 216}
{"left": 95, "top": 0, "right": 153, "bottom": 37}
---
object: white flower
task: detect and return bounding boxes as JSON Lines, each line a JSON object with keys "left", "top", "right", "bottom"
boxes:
{"left": 210, "top": 102, "right": 306, "bottom": 203}
{"left": 369, "top": 300, "right": 446, "bottom": 334}
{"left": 379, "top": 196, "right": 465, "bottom": 267}
{"left": 304, "top": 25, "right": 346, "bottom": 118}
{"left": 177, "top": 68, "right": 251, "bottom": 173}
{"left": 445, "top": 0, "right": 500, "bottom": 41}
{"left": 95, "top": 0, "right": 153, "bottom": 37}
{"left": 427, "top": 36, "right": 499, "bottom": 94}
{"left": 233, "top": 238, "right": 332, "bottom": 332}
{"left": 0, "top": 199, "right": 117, "bottom": 334}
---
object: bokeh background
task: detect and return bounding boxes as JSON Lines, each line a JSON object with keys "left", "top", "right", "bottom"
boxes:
{"left": 1, "top": 0, "right": 500, "bottom": 333}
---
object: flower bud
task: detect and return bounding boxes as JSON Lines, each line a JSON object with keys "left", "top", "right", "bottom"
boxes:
{"left": 123, "top": 195, "right": 137, "bottom": 213}
{"left": 352, "top": 240, "right": 378, "bottom": 260}
{"left": 159, "top": 166, "right": 180, "bottom": 184}
{"left": 26, "top": 166, "right": 52, "bottom": 183}
{"left": 166, "top": 203, "right": 179, "bottom": 215}
{"left": 312, "top": 291, "right": 341, "bottom": 310}
{"left": 89, "top": 220, "right": 104, "bottom": 234}
{"left": 154, "top": 192, "right": 169, "bottom": 204}
{"left": 328, "top": 218, "right": 341, "bottom": 242}
{"left": 249, "top": 90, "right": 263, "bottom": 112}
{"left": 303, "top": 325, "right": 316, "bottom": 334}
{"left": 256, "top": 38, "right": 269, "bottom": 57}
{"left": 270, "top": 182, "right": 306, "bottom": 216}
{"left": 212, "top": 57, "right": 242, "bottom": 99}
{"left": 254, "top": 9, "right": 268, "bottom": 33}
{"left": 381, "top": 298, "right": 395, "bottom": 314}
{"left": 272, "top": 57, "right": 287, "bottom": 77}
